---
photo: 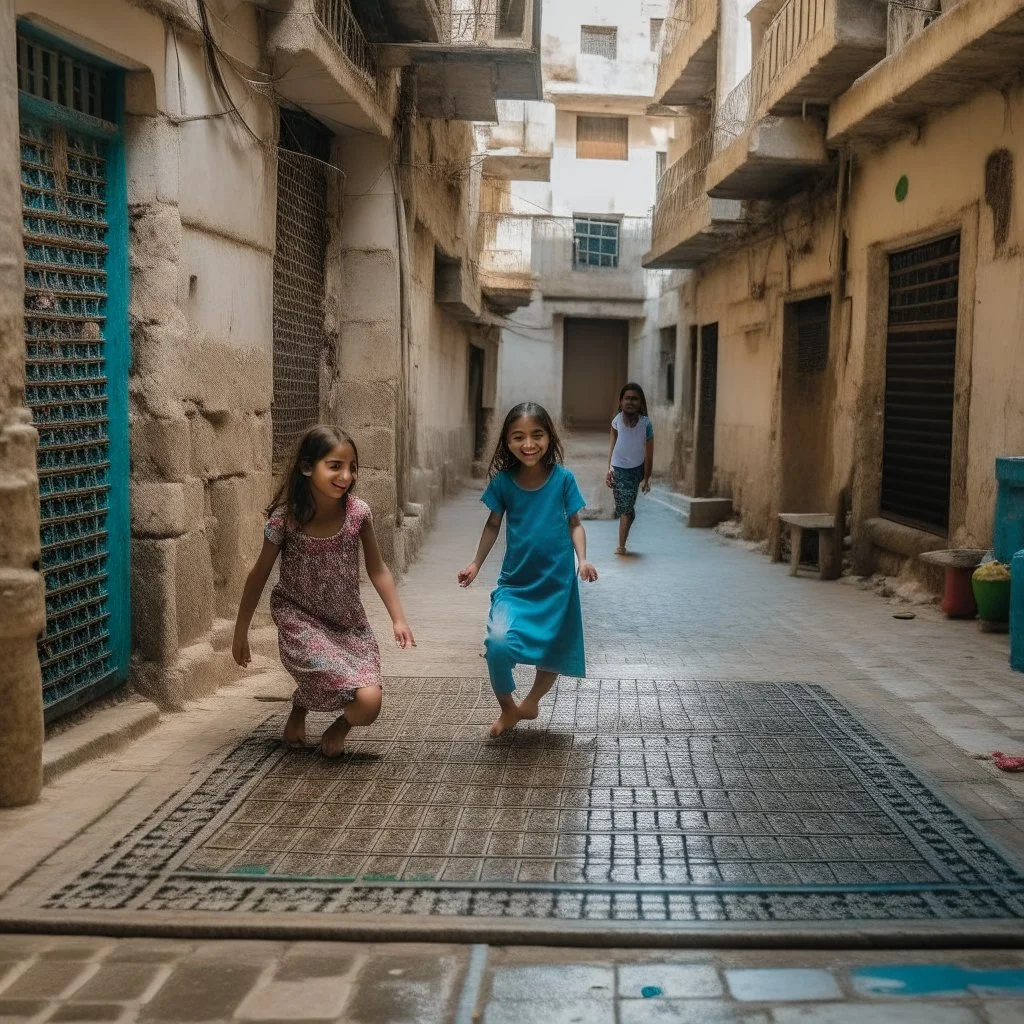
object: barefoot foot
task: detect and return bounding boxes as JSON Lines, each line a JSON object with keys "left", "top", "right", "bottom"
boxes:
{"left": 615, "top": 546, "right": 627, "bottom": 556}
{"left": 517, "top": 698, "right": 540, "bottom": 721}
{"left": 320, "top": 715, "right": 351, "bottom": 758}
{"left": 283, "top": 706, "right": 307, "bottom": 747}
{"left": 489, "top": 706, "right": 520, "bottom": 738}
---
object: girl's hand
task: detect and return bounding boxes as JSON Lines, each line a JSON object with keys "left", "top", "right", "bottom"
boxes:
{"left": 641, "top": 477, "right": 651, "bottom": 494}
{"left": 579, "top": 561, "right": 598, "bottom": 583}
{"left": 604, "top": 469, "right": 614, "bottom": 489}
{"left": 457, "top": 562, "right": 479, "bottom": 587}
{"left": 232, "top": 634, "right": 251, "bottom": 668}
{"left": 393, "top": 622, "right": 416, "bottom": 648}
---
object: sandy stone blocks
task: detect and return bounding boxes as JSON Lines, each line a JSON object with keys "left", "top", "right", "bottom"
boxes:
{"left": 188, "top": 412, "right": 269, "bottom": 481}
{"left": 210, "top": 472, "right": 272, "bottom": 616}
{"left": 131, "top": 482, "right": 186, "bottom": 539}
{"left": 333, "top": 382, "right": 398, "bottom": 431}
{"left": 338, "top": 320, "right": 400, "bottom": 380}
{"left": 130, "top": 539, "right": 178, "bottom": 665}
{"left": 351, "top": 426, "right": 395, "bottom": 472}
{"left": 174, "top": 530, "right": 215, "bottom": 647}
{"left": 130, "top": 416, "right": 191, "bottom": 483}
{"left": 338, "top": 250, "right": 399, "bottom": 324}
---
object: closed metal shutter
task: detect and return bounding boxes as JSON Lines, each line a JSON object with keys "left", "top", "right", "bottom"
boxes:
{"left": 18, "top": 34, "right": 130, "bottom": 720}
{"left": 272, "top": 112, "right": 331, "bottom": 465}
{"left": 881, "top": 233, "right": 960, "bottom": 534}
{"left": 794, "top": 295, "right": 830, "bottom": 375}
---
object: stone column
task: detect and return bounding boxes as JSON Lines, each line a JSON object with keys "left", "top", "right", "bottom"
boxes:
{"left": 0, "top": 0, "right": 46, "bottom": 807}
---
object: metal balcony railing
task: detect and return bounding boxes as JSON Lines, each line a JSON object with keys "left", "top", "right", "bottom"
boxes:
{"left": 887, "top": 0, "right": 944, "bottom": 55}
{"left": 658, "top": 0, "right": 718, "bottom": 61}
{"left": 751, "top": 0, "right": 827, "bottom": 111}
{"left": 313, "top": 0, "right": 380, "bottom": 84}
{"left": 479, "top": 213, "right": 534, "bottom": 279}
{"left": 652, "top": 133, "right": 713, "bottom": 246}
{"left": 437, "top": 0, "right": 532, "bottom": 46}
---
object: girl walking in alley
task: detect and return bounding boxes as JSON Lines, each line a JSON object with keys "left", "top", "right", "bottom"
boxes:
{"left": 605, "top": 382, "right": 654, "bottom": 555}
{"left": 457, "top": 402, "right": 598, "bottom": 737}
{"left": 232, "top": 425, "right": 415, "bottom": 757}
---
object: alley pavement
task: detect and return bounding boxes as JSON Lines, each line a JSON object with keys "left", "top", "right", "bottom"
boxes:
{"left": 2, "top": 435, "right": 1024, "bottom": 1021}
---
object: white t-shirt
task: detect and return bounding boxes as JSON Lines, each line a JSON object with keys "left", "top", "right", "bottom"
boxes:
{"left": 611, "top": 413, "right": 653, "bottom": 469}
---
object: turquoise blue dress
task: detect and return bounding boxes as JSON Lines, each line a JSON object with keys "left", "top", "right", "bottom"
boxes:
{"left": 481, "top": 464, "right": 587, "bottom": 695}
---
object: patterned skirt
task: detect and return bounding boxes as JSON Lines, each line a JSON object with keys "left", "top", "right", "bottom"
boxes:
{"left": 612, "top": 465, "right": 645, "bottom": 519}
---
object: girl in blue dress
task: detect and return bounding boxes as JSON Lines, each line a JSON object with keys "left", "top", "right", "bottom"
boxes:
{"left": 457, "top": 402, "right": 598, "bottom": 737}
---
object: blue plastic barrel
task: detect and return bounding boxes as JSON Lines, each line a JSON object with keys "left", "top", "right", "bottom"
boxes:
{"left": 994, "top": 457, "right": 1024, "bottom": 563}
{"left": 1012, "top": 551, "right": 1024, "bottom": 673}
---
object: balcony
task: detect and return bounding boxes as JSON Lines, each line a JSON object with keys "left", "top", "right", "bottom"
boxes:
{"left": 706, "top": 72, "right": 829, "bottom": 200}
{"left": 381, "top": 0, "right": 543, "bottom": 121}
{"left": 644, "top": 136, "right": 744, "bottom": 269}
{"left": 478, "top": 214, "right": 535, "bottom": 312}
{"left": 654, "top": 0, "right": 720, "bottom": 107}
{"left": 829, "top": 0, "right": 1024, "bottom": 149}
{"left": 477, "top": 101, "right": 554, "bottom": 181}
{"left": 267, "top": 0, "right": 394, "bottom": 135}
{"left": 532, "top": 216, "right": 652, "bottom": 307}
{"left": 748, "top": 0, "right": 887, "bottom": 116}
{"left": 349, "top": 0, "right": 445, "bottom": 42}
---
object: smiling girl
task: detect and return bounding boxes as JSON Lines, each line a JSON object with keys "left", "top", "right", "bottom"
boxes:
{"left": 458, "top": 403, "right": 598, "bottom": 737}
{"left": 232, "top": 425, "right": 415, "bottom": 756}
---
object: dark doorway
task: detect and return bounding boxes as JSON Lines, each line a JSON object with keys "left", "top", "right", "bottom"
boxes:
{"left": 468, "top": 343, "right": 486, "bottom": 459}
{"left": 562, "top": 318, "right": 629, "bottom": 428}
{"left": 881, "top": 234, "right": 960, "bottom": 534}
{"left": 694, "top": 322, "right": 718, "bottom": 497}
{"left": 780, "top": 294, "right": 831, "bottom": 512}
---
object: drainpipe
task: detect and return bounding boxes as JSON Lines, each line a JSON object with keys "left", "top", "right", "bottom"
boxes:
{"left": 828, "top": 148, "right": 849, "bottom": 578}
{"left": 391, "top": 165, "right": 411, "bottom": 520}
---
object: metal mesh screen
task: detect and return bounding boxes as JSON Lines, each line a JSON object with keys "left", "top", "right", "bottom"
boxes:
{"left": 794, "top": 295, "right": 830, "bottom": 376}
{"left": 580, "top": 25, "right": 617, "bottom": 59}
{"left": 272, "top": 148, "right": 331, "bottom": 466}
{"left": 21, "top": 116, "right": 121, "bottom": 714}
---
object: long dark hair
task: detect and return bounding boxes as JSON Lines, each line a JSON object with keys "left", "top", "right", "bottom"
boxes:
{"left": 619, "top": 381, "right": 649, "bottom": 417}
{"left": 267, "top": 424, "right": 359, "bottom": 526}
{"left": 488, "top": 402, "right": 564, "bottom": 478}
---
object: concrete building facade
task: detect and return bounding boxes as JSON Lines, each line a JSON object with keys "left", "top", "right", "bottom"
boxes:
{"left": 0, "top": 0, "right": 540, "bottom": 804}
{"left": 479, "top": 0, "right": 675, "bottom": 440}
{"left": 643, "top": 0, "right": 1024, "bottom": 579}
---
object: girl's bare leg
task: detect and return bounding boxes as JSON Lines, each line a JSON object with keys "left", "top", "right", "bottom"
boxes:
{"left": 617, "top": 513, "right": 634, "bottom": 554}
{"left": 490, "top": 692, "right": 521, "bottom": 738}
{"left": 517, "top": 670, "right": 558, "bottom": 721}
{"left": 321, "top": 685, "right": 382, "bottom": 757}
{"left": 283, "top": 705, "right": 307, "bottom": 746}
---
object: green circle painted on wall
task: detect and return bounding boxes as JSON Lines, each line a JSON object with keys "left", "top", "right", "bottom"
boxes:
{"left": 895, "top": 175, "right": 909, "bottom": 202}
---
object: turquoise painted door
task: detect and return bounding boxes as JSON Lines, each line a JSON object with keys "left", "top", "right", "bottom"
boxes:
{"left": 17, "top": 30, "right": 130, "bottom": 721}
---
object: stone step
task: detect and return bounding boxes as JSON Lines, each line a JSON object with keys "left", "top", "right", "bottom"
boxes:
{"left": 648, "top": 488, "right": 733, "bottom": 528}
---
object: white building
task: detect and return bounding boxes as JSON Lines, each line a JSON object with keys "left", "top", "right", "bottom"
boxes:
{"left": 478, "top": 0, "right": 678, "bottom": 441}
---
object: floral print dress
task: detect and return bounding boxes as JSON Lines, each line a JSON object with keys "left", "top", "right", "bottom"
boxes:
{"left": 265, "top": 498, "right": 382, "bottom": 712}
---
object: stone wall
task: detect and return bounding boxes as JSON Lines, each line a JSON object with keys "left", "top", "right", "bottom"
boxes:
{"left": 0, "top": 0, "right": 46, "bottom": 807}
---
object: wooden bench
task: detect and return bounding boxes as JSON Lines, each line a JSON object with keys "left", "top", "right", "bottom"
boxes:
{"left": 774, "top": 513, "right": 841, "bottom": 580}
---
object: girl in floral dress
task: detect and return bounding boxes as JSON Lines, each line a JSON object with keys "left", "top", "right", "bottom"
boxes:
{"left": 233, "top": 425, "right": 415, "bottom": 757}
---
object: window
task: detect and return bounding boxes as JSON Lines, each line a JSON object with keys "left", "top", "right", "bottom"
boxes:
{"left": 793, "top": 295, "right": 831, "bottom": 375}
{"left": 660, "top": 326, "right": 677, "bottom": 403}
{"left": 576, "top": 115, "right": 629, "bottom": 160}
{"left": 580, "top": 25, "right": 617, "bottom": 59}
{"left": 650, "top": 18, "right": 664, "bottom": 49}
{"left": 656, "top": 150, "right": 667, "bottom": 188}
{"left": 573, "top": 217, "right": 619, "bottom": 269}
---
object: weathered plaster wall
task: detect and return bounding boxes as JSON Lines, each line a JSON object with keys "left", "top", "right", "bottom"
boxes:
{"left": 0, "top": 0, "right": 46, "bottom": 807}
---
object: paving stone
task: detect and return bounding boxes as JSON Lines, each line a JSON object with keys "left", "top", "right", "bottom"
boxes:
{"left": 489, "top": 965, "right": 615, "bottom": 1002}
{"left": 483, "top": 1000, "right": 615, "bottom": 1024}
{"left": 236, "top": 977, "right": 352, "bottom": 1021}
{"left": 619, "top": 1000, "right": 771, "bottom": 1023}
{"left": 618, "top": 964, "right": 723, "bottom": 999}
{"left": 0, "top": 1001, "right": 47, "bottom": 1022}
{"left": 139, "top": 964, "right": 262, "bottom": 1021}
{"left": 274, "top": 951, "right": 361, "bottom": 982}
{"left": 103, "top": 942, "right": 195, "bottom": 964}
{"left": 343, "top": 953, "right": 462, "bottom": 1024}
{"left": 727, "top": 970, "right": 843, "bottom": 1003}
{"left": 770, "top": 1004, "right": 980, "bottom": 1023}
{"left": 37, "top": 942, "right": 113, "bottom": 962}
{"left": 2, "top": 961, "right": 92, "bottom": 1000}
{"left": 47, "top": 1004, "right": 127, "bottom": 1022}
{"left": 985, "top": 1002, "right": 1024, "bottom": 1023}
{"left": 69, "top": 963, "right": 164, "bottom": 1002}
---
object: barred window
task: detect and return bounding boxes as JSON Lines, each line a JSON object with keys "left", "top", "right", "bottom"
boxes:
{"left": 650, "top": 18, "right": 664, "bottom": 49}
{"left": 573, "top": 217, "right": 619, "bottom": 269}
{"left": 580, "top": 25, "right": 617, "bottom": 59}
{"left": 576, "top": 115, "right": 629, "bottom": 160}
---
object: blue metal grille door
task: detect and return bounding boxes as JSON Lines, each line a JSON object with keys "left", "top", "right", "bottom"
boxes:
{"left": 18, "top": 33, "right": 130, "bottom": 721}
